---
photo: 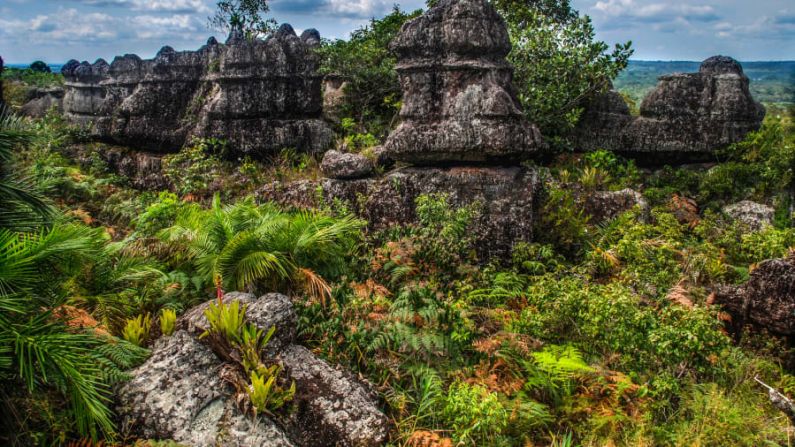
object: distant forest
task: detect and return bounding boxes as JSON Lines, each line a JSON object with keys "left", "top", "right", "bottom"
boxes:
{"left": 615, "top": 60, "right": 795, "bottom": 106}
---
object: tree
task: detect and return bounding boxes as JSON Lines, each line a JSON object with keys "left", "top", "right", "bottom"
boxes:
{"left": 209, "top": 0, "right": 277, "bottom": 37}
{"left": 317, "top": 6, "right": 422, "bottom": 137}
{"left": 492, "top": 0, "right": 633, "bottom": 144}
{"left": 28, "top": 61, "right": 50, "bottom": 73}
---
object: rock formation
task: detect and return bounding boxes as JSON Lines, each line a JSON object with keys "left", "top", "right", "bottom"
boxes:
{"left": 20, "top": 86, "right": 64, "bottom": 118}
{"left": 61, "top": 25, "right": 333, "bottom": 157}
{"left": 712, "top": 252, "right": 795, "bottom": 339}
{"left": 575, "top": 56, "right": 765, "bottom": 163}
{"left": 263, "top": 0, "right": 544, "bottom": 259}
{"left": 723, "top": 200, "right": 775, "bottom": 230}
{"left": 117, "top": 292, "right": 388, "bottom": 447}
{"left": 320, "top": 150, "right": 374, "bottom": 179}
{"left": 384, "top": 0, "right": 543, "bottom": 164}
{"left": 583, "top": 188, "right": 649, "bottom": 224}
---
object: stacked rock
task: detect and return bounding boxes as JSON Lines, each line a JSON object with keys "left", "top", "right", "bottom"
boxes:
{"left": 384, "top": 0, "right": 543, "bottom": 164}
{"left": 575, "top": 55, "right": 765, "bottom": 163}
{"left": 61, "top": 25, "right": 333, "bottom": 157}
{"left": 309, "top": 0, "right": 545, "bottom": 259}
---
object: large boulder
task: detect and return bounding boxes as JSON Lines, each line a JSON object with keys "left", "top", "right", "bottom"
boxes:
{"left": 383, "top": 0, "right": 543, "bottom": 164}
{"left": 61, "top": 26, "right": 333, "bottom": 157}
{"left": 575, "top": 56, "right": 765, "bottom": 163}
{"left": 321, "top": 150, "right": 375, "bottom": 179}
{"left": 261, "top": 166, "right": 543, "bottom": 260}
{"left": 20, "top": 87, "right": 64, "bottom": 117}
{"left": 116, "top": 330, "right": 296, "bottom": 446}
{"left": 712, "top": 252, "right": 795, "bottom": 337}
{"left": 723, "top": 200, "right": 775, "bottom": 230}
{"left": 119, "top": 293, "right": 388, "bottom": 446}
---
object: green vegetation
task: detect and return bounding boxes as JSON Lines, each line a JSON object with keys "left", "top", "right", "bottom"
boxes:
{"left": 493, "top": 0, "right": 633, "bottom": 142}
{"left": 209, "top": 0, "right": 276, "bottom": 36}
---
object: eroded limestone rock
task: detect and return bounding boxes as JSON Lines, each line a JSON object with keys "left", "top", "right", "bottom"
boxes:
{"left": 713, "top": 252, "right": 795, "bottom": 337}
{"left": 723, "top": 200, "right": 775, "bottom": 230}
{"left": 583, "top": 188, "right": 649, "bottom": 224}
{"left": 61, "top": 26, "right": 333, "bottom": 157}
{"left": 263, "top": 166, "right": 542, "bottom": 259}
{"left": 576, "top": 56, "right": 765, "bottom": 163}
{"left": 320, "top": 150, "right": 374, "bottom": 179}
{"left": 383, "top": 0, "right": 543, "bottom": 164}
{"left": 119, "top": 293, "right": 388, "bottom": 446}
{"left": 20, "top": 87, "right": 64, "bottom": 118}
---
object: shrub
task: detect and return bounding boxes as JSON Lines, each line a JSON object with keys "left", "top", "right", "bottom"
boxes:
{"left": 159, "top": 309, "right": 176, "bottom": 336}
{"left": 122, "top": 314, "right": 152, "bottom": 346}
{"left": 442, "top": 381, "right": 509, "bottom": 445}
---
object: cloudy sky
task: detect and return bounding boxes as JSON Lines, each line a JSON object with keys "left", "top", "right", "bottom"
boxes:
{"left": 0, "top": 0, "right": 793, "bottom": 63}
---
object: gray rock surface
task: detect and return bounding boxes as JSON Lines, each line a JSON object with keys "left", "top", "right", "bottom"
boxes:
{"left": 116, "top": 330, "right": 296, "bottom": 446}
{"left": 384, "top": 0, "right": 543, "bottom": 164}
{"left": 279, "top": 344, "right": 388, "bottom": 447}
{"left": 584, "top": 188, "right": 649, "bottom": 224}
{"left": 260, "top": 166, "right": 542, "bottom": 259}
{"left": 181, "top": 292, "right": 297, "bottom": 357}
{"left": 713, "top": 252, "right": 795, "bottom": 337}
{"left": 20, "top": 87, "right": 64, "bottom": 117}
{"left": 575, "top": 56, "right": 765, "bottom": 163}
{"left": 320, "top": 150, "right": 374, "bottom": 179}
{"left": 723, "top": 200, "right": 775, "bottom": 230}
{"left": 61, "top": 26, "right": 333, "bottom": 157}
{"left": 120, "top": 293, "right": 388, "bottom": 446}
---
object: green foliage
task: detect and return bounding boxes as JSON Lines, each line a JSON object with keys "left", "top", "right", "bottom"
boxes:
{"left": 162, "top": 138, "right": 223, "bottom": 196}
{"left": 162, "top": 194, "right": 363, "bottom": 295}
{"left": 317, "top": 6, "right": 421, "bottom": 136}
{"left": 201, "top": 299, "right": 247, "bottom": 344}
{"left": 122, "top": 314, "right": 151, "bottom": 346}
{"left": 536, "top": 185, "right": 589, "bottom": 257}
{"left": 413, "top": 193, "right": 478, "bottom": 272}
{"left": 248, "top": 364, "right": 296, "bottom": 416}
{"left": 159, "top": 308, "right": 176, "bottom": 337}
{"left": 134, "top": 192, "right": 184, "bottom": 236}
{"left": 493, "top": 0, "right": 633, "bottom": 142}
{"left": 523, "top": 345, "right": 594, "bottom": 406}
{"left": 442, "top": 381, "right": 509, "bottom": 445}
{"left": 209, "top": 0, "right": 276, "bottom": 36}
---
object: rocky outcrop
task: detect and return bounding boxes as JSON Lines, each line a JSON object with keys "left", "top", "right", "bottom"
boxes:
{"left": 384, "top": 0, "right": 543, "bottom": 164}
{"left": 320, "top": 150, "right": 374, "bottom": 179}
{"left": 576, "top": 56, "right": 765, "bottom": 163}
{"left": 322, "top": 75, "right": 348, "bottom": 123}
{"left": 117, "top": 292, "right": 388, "bottom": 447}
{"left": 263, "top": 166, "right": 542, "bottom": 259}
{"left": 61, "top": 25, "right": 333, "bottom": 157}
{"left": 712, "top": 252, "right": 795, "bottom": 338}
{"left": 20, "top": 87, "right": 64, "bottom": 117}
{"left": 583, "top": 188, "right": 649, "bottom": 224}
{"left": 723, "top": 200, "right": 775, "bottom": 230}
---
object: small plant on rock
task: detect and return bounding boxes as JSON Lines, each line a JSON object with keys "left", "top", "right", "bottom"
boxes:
{"left": 159, "top": 308, "right": 177, "bottom": 336}
{"left": 122, "top": 314, "right": 152, "bottom": 346}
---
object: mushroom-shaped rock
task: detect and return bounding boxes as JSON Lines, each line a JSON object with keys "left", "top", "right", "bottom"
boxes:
{"left": 321, "top": 150, "right": 375, "bottom": 179}
{"left": 383, "top": 0, "right": 543, "bottom": 164}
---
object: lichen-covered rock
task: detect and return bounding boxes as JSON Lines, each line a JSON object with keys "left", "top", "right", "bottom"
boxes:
{"left": 322, "top": 75, "right": 348, "bottom": 123}
{"left": 61, "top": 26, "right": 333, "bottom": 157}
{"left": 279, "top": 345, "right": 388, "bottom": 447}
{"left": 120, "top": 293, "right": 388, "bottom": 446}
{"left": 321, "top": 150, "right": 374, "bottom": 179}
{"left": 713, "top": 252, "right": 795, "bottom": 337}
{"left": 260, "top": 166, "right": 542, "bottom": 259}
{"left": 181, "top": 292, "right": 296, "bottom": 356}
{"left": 116, "top": 330, "right": 296, "bottom": 446}
{"left": 583, "top": 188, "right": 648, "bottom": 224}
{"left": 384, "top": 0, "right": 543, "bottom": 164}
{"left": 723, "top": 200, "right": 775, "bottom": 230}
{"left": 575, "top": 56, "right": 765, "bottom": 163}
{"left": 20, "top": 87, "right": 64, "bottom": 117}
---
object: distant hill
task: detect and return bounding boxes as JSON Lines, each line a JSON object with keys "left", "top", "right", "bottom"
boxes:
{"left": 615, "top": 60, "right": 795, "bottom": 106}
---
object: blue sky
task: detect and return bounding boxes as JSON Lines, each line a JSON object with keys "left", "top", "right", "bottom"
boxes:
{"left": 0, "top": 0, "right": 793, "bottom": 63}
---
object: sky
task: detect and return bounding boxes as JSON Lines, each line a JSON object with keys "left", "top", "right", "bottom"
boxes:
{"left": 0, "top": 0, "right": 793, "bottom": 64}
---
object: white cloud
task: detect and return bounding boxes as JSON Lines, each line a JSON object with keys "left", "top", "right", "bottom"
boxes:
{"left": 323, "top": 0, "right": 393, "bottom": 19}
{"left": 130, "top": 0, "right": 211, "bottom": 13}
{"left": 593, "top": 0, "right": 719, "bottom": 23}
